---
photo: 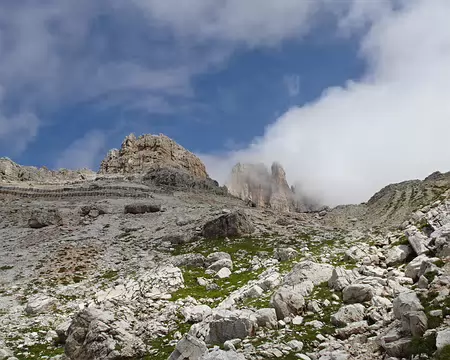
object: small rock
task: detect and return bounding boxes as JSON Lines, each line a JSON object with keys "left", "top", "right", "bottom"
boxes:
{"left": 216, "top": 268, "right": 232, "bottom": 279}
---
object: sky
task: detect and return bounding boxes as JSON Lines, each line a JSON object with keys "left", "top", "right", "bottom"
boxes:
{"left": 1, "top": 0, "right": 450, "bottom": 205}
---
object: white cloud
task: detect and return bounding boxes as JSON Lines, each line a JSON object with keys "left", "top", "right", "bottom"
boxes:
{"left": 56, "top": 130, "right": 107, "bottom": 170}
{"left": 202, "top": 0, "right": 450, "bottom": 206}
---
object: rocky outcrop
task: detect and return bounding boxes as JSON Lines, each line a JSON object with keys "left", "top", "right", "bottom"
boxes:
{"left": 99, "top": 133, "right": 208, "bottom": 178}
{"left": 0, "top": 157, "right": 94, "bottom": 184}
{"left": 65, "top": 308, "right": 146, "bottom": 360}
{"left": 226, "top": 162, "right": 299, "bottom": 212}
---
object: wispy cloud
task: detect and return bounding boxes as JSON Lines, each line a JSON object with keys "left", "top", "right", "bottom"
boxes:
{"left": 283, "top": 74, "right": 301, "bottom": 97}
{"left": 56, "top": 130, "right": 107, "bottom": 170}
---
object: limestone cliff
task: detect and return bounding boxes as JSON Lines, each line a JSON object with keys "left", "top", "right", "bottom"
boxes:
{"left": 99, "top": 133, "right": 208, "bottom": 178}
{"left": 227, "top": 162, "right": 297, "bottom": 212}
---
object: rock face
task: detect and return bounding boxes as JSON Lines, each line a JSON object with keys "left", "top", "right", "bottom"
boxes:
{"left": 99, "top": 133, "right": 208, "bottom": 178}
{"left": 226, "top": 162, "right": 297, "bottom": 212}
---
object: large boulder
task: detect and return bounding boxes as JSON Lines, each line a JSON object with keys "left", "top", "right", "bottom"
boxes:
{"left": 65, "top": 308, "right": 145, "bottom": 360}
{"left": 377, "top": 322, "right": 412, "bottom": 358}
{"left": 407, "top": 230, "right": 430, "bottom": 255}
{"left": 342, "top": 284, "right": 374, "bottom": 304}
{"left": 385, "top": 245, "right": 414, "bottom": 266}
{"left": 283, "top": 261, "right": 334, "bottom": 288}
{"left": 393, "top": 291, "right": 423, "bottom": 320}
{"left": 270, "top": 287, "right": 305, "bottom": 320}
{"left": 255, "top": 308, "right": 278, "bottom": 329}
{"left": 405, "top": 254, "right": 430, "bottom": 280}
{"left": 28, "top": 209, "right": 62, "bottom": 228}
{"left": 400, "top": 310, "right": 427, "bottom": 337}
{"left": 169, "top": 334, "right": 208, "bottom": 360}
{"left": 206, "top": 310, "right": 257, "bottom": 344}
{"left": 202, "top": 211, "right": 254, "bottom": 239}
{"left": 331, "top": 304, "right": 366, "bottom": 327}
{"left": 124, "top": 203, "right": 161, "bottom": 214}
{"left": 328, "top": 267, "right": 359, "bottom": 291}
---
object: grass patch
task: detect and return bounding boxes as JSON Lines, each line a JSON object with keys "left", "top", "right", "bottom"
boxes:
{"left": 418, "top": 291, "right": 450, "bottom": 328}
{"left": 101, "top": 270, "right": 119, "bottom": 280}
{"left": 411, "top": 333, "right": 437, "bottom": 356}
{"left": 391, "top": 235, "right": 409, "bottom": 247}
{"left": 146, "top": 320, "right": 192, "bottom": 360}
{"left": 171, "top": 266, "right": 264, "bottom": 306}
{"left": 424, "top": 271, "right": 438, "bottom": 283}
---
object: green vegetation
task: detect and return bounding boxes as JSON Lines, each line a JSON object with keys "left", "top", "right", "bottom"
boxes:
{"left": 418, "top": 291, "right": 450, "bottom": 329}
{"left": 14, "top": 343, "right": 65, "bottom": 360}
{"left": 391, "top": 234, "right": 409, "bottom": 246}
{"left": 101, "top": 269, "right": 119, "bottom": 280}
{"left": 435, "top": 345, "right": 450, "bottom": 360}
{"left": 0, "top": 265, "right": 14, "bottom": 270}
{"left": 424, "top": 270, "right": 438, "bottom": 283}
{"left": 145, "top": 317, "right": 192, "bottom": 360}
{"left": 171, "top": 266, "right": 264, "bottom": 306}
{"left": 411, "top": 333, "right": 437, "bottom": 356}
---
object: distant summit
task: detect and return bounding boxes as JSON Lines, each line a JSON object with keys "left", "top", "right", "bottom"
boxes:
{"left": 226, "top": 161, "right": 303, "bottom": 212}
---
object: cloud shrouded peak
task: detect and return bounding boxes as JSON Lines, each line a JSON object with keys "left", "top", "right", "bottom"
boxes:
{"left": 202, "top": 0, "right": 450, "bottom": 206}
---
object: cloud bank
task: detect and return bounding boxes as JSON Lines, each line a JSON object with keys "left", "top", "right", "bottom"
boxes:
{"left": 202, "top": 0, "right": 450, "bottom": 206}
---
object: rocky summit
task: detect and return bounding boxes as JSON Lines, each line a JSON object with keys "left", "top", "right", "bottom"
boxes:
{"left": 99, "top": 133, "right": 208, "bottom": 179}
{"left": 1, "top": 133, "right": 450, "bottom": 360}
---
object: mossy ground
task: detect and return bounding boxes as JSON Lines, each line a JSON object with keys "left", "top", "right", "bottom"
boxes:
{"left": 14, "top": 344, "right": 65, "bottom": 360}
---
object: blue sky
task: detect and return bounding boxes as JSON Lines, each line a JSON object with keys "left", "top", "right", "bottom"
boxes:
{"left": 1, "top": 1, "right": 450, "bottom": 204}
